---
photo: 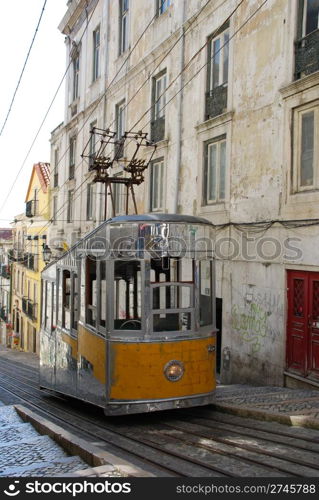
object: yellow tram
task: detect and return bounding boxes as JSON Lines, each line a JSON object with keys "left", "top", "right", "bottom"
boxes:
{"left": 40, "top": 214, "right": 216, "bottom": 415}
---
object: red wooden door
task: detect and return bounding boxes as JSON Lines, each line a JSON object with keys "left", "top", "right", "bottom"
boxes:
{"left": 287, "top": 271, "right": 319, "bottom": 379}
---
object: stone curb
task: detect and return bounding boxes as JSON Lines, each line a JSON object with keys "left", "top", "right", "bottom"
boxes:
{"left": 14, "top": 405, "right": 154, "bottom": 477}
{"left": 212, "top": 402, "right": 319, "bottom": 431}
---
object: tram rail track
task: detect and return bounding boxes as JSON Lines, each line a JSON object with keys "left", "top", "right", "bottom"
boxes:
{"left": 1, "top": 356, "right": 319, "bottom": 477}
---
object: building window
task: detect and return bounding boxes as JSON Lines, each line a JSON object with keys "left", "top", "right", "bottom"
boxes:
{"left": 206, "top": 24, "right": 229, "bottom": 120}
{"left": 72, "top": 53, "right": 80, "bottom": 101}
{"left": 295, "top": 0, "right": 319, "bottom": 78}
{"left": 87, "top": 183, "right": 95, "bottom": 220}
{"left": 119, "top": 0, "right": 129, "bottom": 55}
{"left": 150, "top": 159, "right": 164, "bottom": 211}
{"left": 157, "top": 0, "right": 171, "bottom": 15}
{"left": 115, "top": 101, "right": 125, "bottom": 159}
{"left": 151, "top": 71, "right": 166, "bottom": 143}
{"left": 113, "top": 173, "right": 126, "bottom": 215}
{"left": 86, "top": 257, "right": 97, "bottom": 328}
{"left": 53, "top": 148, "right": 59, "bottom": 187}
{"left": 52, "top": 195, "right": 58, "bottom": 225}
{"left": 89, "top": 121, "right": 97, "bottom": 169}
{"left": 93, "top": 26, "right": 100, "bottom": 82}
{"left": 67, "top": 190, "right": 74, "bottom": 223}
{"left": 69, "top": 137, "right": 76, "bottom": 179}
{"left": 293, "top": 103, "right": 318, "bottom": 191}
{"left": 203, "top": 135, "right": 227, "bottom": 204}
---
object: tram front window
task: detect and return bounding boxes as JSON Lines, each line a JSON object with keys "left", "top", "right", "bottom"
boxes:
{"left": 151, "top": 257, "right": 194, "bottom": 333}
{"left": 114, "top": 261, "right": 141, "bottom": 330}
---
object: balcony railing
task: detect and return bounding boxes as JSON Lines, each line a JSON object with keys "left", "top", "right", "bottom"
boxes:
{"left": 150, "top": 116, "right": 165, "bottom": 143}
{"left": 9, "top": 248, "right": 24, "bottom": 262}
{"left": 22, "top": 253, "right": 38, "bottom": 271}
{"left": 22, "top": 298, "right": 37, "bottom": 321}
{"left": 205, "top": 84, "right": 228, "bottom": 120}
{"left": 295, "top": 29, "right": 319, "bottom": 79}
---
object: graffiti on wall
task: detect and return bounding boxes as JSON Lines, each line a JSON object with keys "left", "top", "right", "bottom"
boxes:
{"left": 231, "top": 302, "right": 268, "bottom": 353}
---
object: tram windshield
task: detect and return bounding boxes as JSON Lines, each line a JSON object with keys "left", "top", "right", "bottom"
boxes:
{"left": 151, "top": 257, "right": 194, "bottom": 333}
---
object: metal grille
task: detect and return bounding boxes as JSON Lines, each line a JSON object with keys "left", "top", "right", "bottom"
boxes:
{"left": 293, "top": 278, "right": 304, "bottom": 317}
{"left": 205, "top": 84, "right": 227, "bottom": 120}
{"left": 295, "top": 29, "right": 319, "bottom": 79}
{"left": 313, "top": 281, "right": 319, "bottom": 319}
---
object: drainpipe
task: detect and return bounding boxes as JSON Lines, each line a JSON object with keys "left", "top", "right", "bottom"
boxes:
{"left": 173, "top": 0, "right": 186, "bottom": 214}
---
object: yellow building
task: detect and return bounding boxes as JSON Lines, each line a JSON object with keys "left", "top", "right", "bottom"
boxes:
{"left": 11, "top": 163, "right": 50, "bottom": 353}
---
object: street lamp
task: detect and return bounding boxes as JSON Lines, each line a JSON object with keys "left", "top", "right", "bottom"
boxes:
{"left": 42, "top": 244, "right": 52, "bottom": 263}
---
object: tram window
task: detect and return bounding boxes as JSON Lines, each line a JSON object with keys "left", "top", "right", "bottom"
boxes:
{"left": 57, "top": 270, "right": 62, "bottom": 324}
{"left": 150, "top": 257, "right": 194, "bottom": 283}
{"left": 153, "top": 312, "right": 191, "bottom": 332}
{"left": 46, "top": 282, "right": 52, "bottom": 331}
{"left": 62, "top": 270, "right": 71, "bottom": 329}
{"left": 52, "top": 283, "right": 56, "bottom": 329}
{"left": 100, "top": 261, "right": 106, "bottom": 328}
{"left": 114, "top": 261, "right": 141, "bottom": 330}
{"left": 71, "top": 274, "right": 78, "bottom": 331}
{"left": 153, "top": 285, "right": 191, "bottom": 310}
{"left": 86, "top": 257, "right": 97, "bottom": 328}
{"left": 199, "top": 261, "right": 213, "bottom": 326}
{"left": 43, "top": 281, "right": 48, "bottom": 328}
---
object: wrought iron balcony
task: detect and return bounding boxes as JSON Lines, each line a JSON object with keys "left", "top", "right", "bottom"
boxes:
{"left": 150, "top": 116, "right": 165, "bottom": 143}
{"left": 205, "top": 84, "right": 228, "bottom": 120}
{"left": 22, "top": 298, "right": 37, "bottom": 321}
{"left": 295, "top": 29, "right": 319, "bottom": 79}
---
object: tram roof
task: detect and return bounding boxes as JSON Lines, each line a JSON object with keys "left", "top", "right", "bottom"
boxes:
{"left": 43, "top": 213, "right": 212, "bottom": 271}
{"left": 107, "top": 213, "right": 211, "bottom": 225}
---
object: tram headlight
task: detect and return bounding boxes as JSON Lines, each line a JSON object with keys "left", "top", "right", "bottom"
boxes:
{"left": 164, "top": 360, "right": 184, "bottom": 382}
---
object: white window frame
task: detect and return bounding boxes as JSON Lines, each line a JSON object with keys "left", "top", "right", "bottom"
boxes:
{"left": 158, "top": 0, "right": 171, "bottom": 15}
{"left": 93, "top": 26, "right": 100, "bottom": 82}
{"left": 293, "top": 101, "right": 319, "bottom": 192}
{"left": 67, "top": 190, "right": 74, "bottom": 223}
{"left": 119, "top": 0, "right": 129, "bottom": 54}
{"left": 87, "top": 183, "right": 95, "bottom": 220}
{"left": 204, "top": 136, "right": 227, "bottom": 205}
{"left": 153, "top": 72, "right": 167, "bottom": 120}
{"left": 69, "top": 136, "right": 76, "bottom": 179}
{"left": 208, "top": 26, "right": 229, "bottom": 91}
{"left": 116, "top": 100, "right": 126, "bottom": 140}
{"left": 150, "top": 159, "right": 164, "bottom": 212}
{"left": 72, "top": 54, "right": 80, "bottom": 101}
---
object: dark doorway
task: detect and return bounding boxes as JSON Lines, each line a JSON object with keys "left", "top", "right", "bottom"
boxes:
{"left": 216, "top": 298, "right": 222, "bottom": 374}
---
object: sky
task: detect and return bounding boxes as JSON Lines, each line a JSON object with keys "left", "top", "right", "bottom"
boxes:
{"left": 0, "top": 0, "right": 67, "bottom": 227}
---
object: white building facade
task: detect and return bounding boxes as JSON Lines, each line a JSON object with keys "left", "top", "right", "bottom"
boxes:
{"left": 49, "top": 0, "right": 319, "bottom": 388}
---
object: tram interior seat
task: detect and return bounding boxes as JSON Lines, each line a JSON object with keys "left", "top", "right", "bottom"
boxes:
{"left": 115, "top": 318, "right": 141, "bottom": 330}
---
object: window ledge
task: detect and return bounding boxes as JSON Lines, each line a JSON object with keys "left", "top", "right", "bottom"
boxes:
{"left": 280, "top": 71, "right": 319, "bottom": 100}
{"left": 199, "top": 203, "right": 230, "bottom": 215}
{"left": 196, "top": 111, "right": 234, "bottom": 134}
